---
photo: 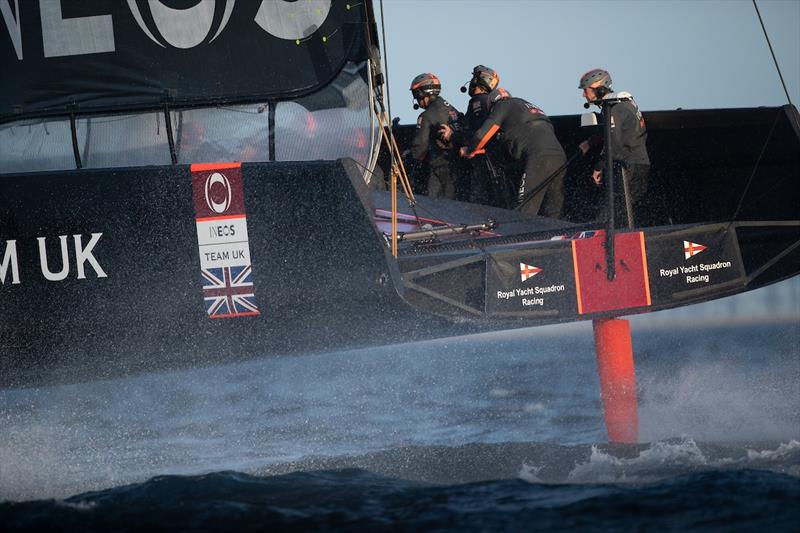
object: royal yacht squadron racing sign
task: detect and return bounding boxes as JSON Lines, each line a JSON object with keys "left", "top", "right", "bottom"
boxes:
{"left": 644, "top": 227, "right": 745, "bottom": 303}
{"left": 486, "top": 244, "right": 577, "bottom": 317}
{"left": 191, "top": 162, "right": 260, "bottom": 319}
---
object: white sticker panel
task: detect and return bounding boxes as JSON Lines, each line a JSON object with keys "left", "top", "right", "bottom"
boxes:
{"left": 195, "top": 216, "right": 250, "bottom": 246}
{"left": 198, "top": 241, "right": 252, "bottom": 269}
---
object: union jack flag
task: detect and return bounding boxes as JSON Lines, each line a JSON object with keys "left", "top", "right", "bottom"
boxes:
{"left": 573, "top": 230, "right": 598, "bottom": 240}
{"left": 551, "top": 230, "right": 599, "bottom": 241}
{"left": 201, "top": 265, "right": 260, "bottom": 318}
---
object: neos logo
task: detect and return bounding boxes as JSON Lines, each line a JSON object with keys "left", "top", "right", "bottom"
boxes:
{"left": 127, "top": 0, "right": 234, "bottom": 49}
{"left": 1, "top": 0, "right": 333, "bottom": 59}
{"left": 128, "top": 0, "right": 332, "bottom": 47}
{"left": 255, "top": 0, "right": 331, "bottom": 40}
{"left": 204, "top": 172, "right": 232, "bottom": 214}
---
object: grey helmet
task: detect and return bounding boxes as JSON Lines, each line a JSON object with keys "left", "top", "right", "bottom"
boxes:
{"left": 465, "top": 65, "right": 500, "bottom": 96}
{"left": 410, "top": 72, "right": 441, "bottom": 100}
{"left": 578, "top": 68, "right": 612, "bottom": 90}
{"left": 472, "top": 65, "right": 500, "bottom": 92}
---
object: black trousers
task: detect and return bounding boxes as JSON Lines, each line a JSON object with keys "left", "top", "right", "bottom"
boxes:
{"left": 427, "top": 163, "right": 457, "bottom": 200}
{"left": 461, "top": 154, "right": 517, "bottom": 208}
{"left": 597, "top": 163, "right": 650, "bottom": 228}
{"left": 517, "top": 152, "right": 567, "bottom": 219}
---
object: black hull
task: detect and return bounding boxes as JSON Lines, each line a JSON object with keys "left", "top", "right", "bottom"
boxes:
{"left": 2, "top": 107, "right": 799, "bottom": 388}
{"left": 0, "top": 160, "right": 474, "bottom": 387}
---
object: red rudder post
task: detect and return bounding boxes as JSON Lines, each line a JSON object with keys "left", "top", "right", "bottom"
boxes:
{"left": 593, "top": 318, "right": 639, "bottom": 443}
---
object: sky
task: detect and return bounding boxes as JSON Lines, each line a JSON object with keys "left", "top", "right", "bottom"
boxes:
{"left": 375, "top": 0, "right": 800, "bottom": 124}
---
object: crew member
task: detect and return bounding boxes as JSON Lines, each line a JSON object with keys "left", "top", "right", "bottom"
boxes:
{"left": 455, "top": 65, "right": 567, "bottom": 218}
{"left": 409, "top": 73, "right": 463, "bottom": 199}
{"left": 579, "top": 68, "right": 649, "bottom": 226}
{"left": 440, "top": 67, "right": 516, "bottom": 206}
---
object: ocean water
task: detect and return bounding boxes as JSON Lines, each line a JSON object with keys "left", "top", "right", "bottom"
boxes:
{"left": 1, "top": 308, "right": 798, "bottom": 530}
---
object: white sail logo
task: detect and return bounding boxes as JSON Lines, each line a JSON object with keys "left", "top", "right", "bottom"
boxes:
{"left": 255, "top": 0, "right": 331, "bottom": 40}
{"left": 2, "top": 0, "right": 333, "bottom": 60}
{"left": 127, "top": 0, "right": 234, "bottom": 49}
{"left": 128, "top": 0, "right": 331, "bottom": 48}
{"left": 205, "top": 172, "right": 232, "bottom": 214}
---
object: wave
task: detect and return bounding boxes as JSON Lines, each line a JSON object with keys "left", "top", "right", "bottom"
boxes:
{"left": 2, "top": 467, "right": 798, "bottom": 532}
{"left": 3, "top": 439, "right": 798, "bottom": 531}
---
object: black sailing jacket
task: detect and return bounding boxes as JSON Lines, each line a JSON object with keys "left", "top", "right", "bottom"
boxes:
{"left": 410, "top": 96, "right": 462, "bottom": 168}
{"left": 595, "top": 93, "right": 649, "bottom": 171}
{"left": 466, "top": 97, "right": 565, "bottom": 161}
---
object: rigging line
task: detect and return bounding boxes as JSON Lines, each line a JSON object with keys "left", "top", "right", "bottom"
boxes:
{"left": 349, "top": 157, "right": 384, "bottom": 182}
{"left": 349, "top": 156, "right": 570, "bottom": 234}
{"left": 742, "top": 173, "right": 793, "bottom": 207}
{"left": 349, "top": 156, "right": 438, "bottom": 225}
{"left": 347, "top": 156, "right": 412, "bottom": 209}
{"left": 707, "top": 108, "right": 783, "bottom": 262}
{"left": 350, "top": 158, "right": 472, "bottom": 229}
{"left": 360, "top": 3, "right": 383, "bottom": 180}
{"left": 379, "top": 0, "right": 392, "bottom": 122}
{"left": 375, "top": 109, "right": 415, "bottom": 202}
{"left": 174, "top": 110, "right": 184, "bottom": 161}
{"left": 730, "top": 108, "right": 781, "bottom": 223}
{"left": 365, "top": 56, "right": 379, "bottom": 177}
{"left": 375, "top": 116, "right": 416, "bottom": 212}
{"left": 348, "top": 157, "right": 494, "bottom": 249}
{"left": 752, "top": 0, "right": 793, "bottom": 106}
{"left": 515, "top": 151, "right": 580, "bottom": 213}
{"left": 69, "top": 112, "right": 82, "bottom": 169}
{"left": 163, "top": 102, "right": 177, "bottom": 165}
{"left": 81, "top": 116, "right": 91, "bottom": 167}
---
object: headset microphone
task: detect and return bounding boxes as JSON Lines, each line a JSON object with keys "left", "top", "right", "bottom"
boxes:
{"left": 460, "top": 84, "right": 468, "bottom": 93}
{"left": 583, "top": 102, "right": 590, "bottom": 109}
{"left": 413, "top": 103, "right": 420, "bottom": 110}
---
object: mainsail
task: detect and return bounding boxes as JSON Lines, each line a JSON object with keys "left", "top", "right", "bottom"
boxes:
{"left": 0, "top": 0, "right": 378, "bottom": 172}
{"left": 1, "top": 0, "right": 369, "bottom": 117}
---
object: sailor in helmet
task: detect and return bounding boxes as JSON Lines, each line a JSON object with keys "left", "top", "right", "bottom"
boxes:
{"left": 452, "top": 65, "right": 567, "bottom": 219}
{"left": 409, "top": 73, "right": 464, "bottom": 199}
{"left": 440, "top": 66, "right": 517, "bottom": 207}
{"left": 579, "top": 68, "right": 650, "bottom": 225}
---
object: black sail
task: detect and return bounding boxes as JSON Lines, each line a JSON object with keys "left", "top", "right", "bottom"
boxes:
{"left": 0, "top": 0, "right": 367, "bottom": 121}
